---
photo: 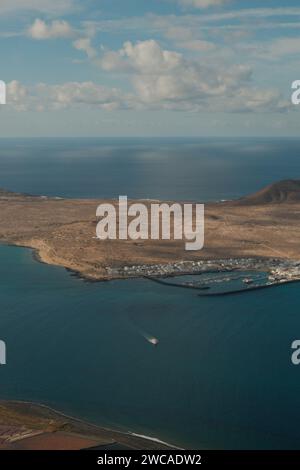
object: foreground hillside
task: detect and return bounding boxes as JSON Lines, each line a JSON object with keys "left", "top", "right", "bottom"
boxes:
{"left": 0, "top": 401, "right": 173, "bottom": 450}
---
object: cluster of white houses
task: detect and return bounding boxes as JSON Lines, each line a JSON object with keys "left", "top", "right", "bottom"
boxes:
{"left": 105, "top": 257, "right": 300, "bottom": 282}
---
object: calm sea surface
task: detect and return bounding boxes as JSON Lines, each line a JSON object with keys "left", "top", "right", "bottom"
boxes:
{"left": 0, "top": 138, "right": 300, "bottom": 449}
{"left": 0, "top": 137, "right": 300, "bottom": 201}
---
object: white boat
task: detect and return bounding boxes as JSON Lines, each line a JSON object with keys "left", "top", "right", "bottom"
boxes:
{"left": 148, "top": 337, "right": 159, "bottom": 346}
{"left": 243, "top": 278, "right": 253, "bottom": 284}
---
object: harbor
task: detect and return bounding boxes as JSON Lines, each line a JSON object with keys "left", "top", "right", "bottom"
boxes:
{"left": 130, "top": 258, "right": 300, "bottom": 295}
{"left": 106, "top": 258, "right": 300, "bottom": 279}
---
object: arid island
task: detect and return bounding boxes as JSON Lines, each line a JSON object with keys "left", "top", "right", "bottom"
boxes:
{"left": 1, "top": 180, "right": 300, "bottom": 282}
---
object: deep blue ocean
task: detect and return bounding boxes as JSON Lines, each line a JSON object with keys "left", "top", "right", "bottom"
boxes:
{"left": 1, "top": 137, "right": 300, "bottom": 201}
{"left": 0, "top": 138, "right": 300, "bottom": 449}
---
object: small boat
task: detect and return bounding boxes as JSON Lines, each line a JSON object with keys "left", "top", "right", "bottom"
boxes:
{"left": 148, "top": 337, "right": 159, "bottom": 346}
{"left": 243, "top": 278, "right": 253, "bottom": 284}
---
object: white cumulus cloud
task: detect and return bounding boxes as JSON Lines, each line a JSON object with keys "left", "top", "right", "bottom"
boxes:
{"left": 98, "top": 39, "right": 288, "bottom": 113}
{"left": 28, "top": 19, "right": 74, "bottom": 40}
{"left": 100, "top": 39, "right": 182, "bottom": 73}
{"left": 73, "top": 38, "right": 97, "bottom": 59}
{"left": 37, "top": 81, "right": 129, "bottom": 110}
{"left": 5, "top": 81, "right": 133, "bottom": 112}
{"left": 6, "top": 80, "right": 28, "bottom": 111}
{"left": 4, "top": 40, "right": 289, "bottom": 115}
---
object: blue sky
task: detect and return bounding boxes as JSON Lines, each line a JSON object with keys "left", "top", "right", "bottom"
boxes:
{"left": 1, "top": 0, "right": 300, "bottom": 137}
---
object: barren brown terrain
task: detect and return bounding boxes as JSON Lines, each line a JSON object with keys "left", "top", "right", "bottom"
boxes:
{"left": 0, "top": 401, "right": 173, "bottom": 450}
{"left": 0, "top": 180, "right": 300, "bottom": 280}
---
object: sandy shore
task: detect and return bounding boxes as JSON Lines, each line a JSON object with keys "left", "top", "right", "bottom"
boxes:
{"left": 0, "top": 400, "right": 176, "bottom": 450}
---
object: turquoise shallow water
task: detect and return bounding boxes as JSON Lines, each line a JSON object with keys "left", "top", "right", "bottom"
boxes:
{"left": 0, "top": 245, "right": 300, "bottom": 449}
